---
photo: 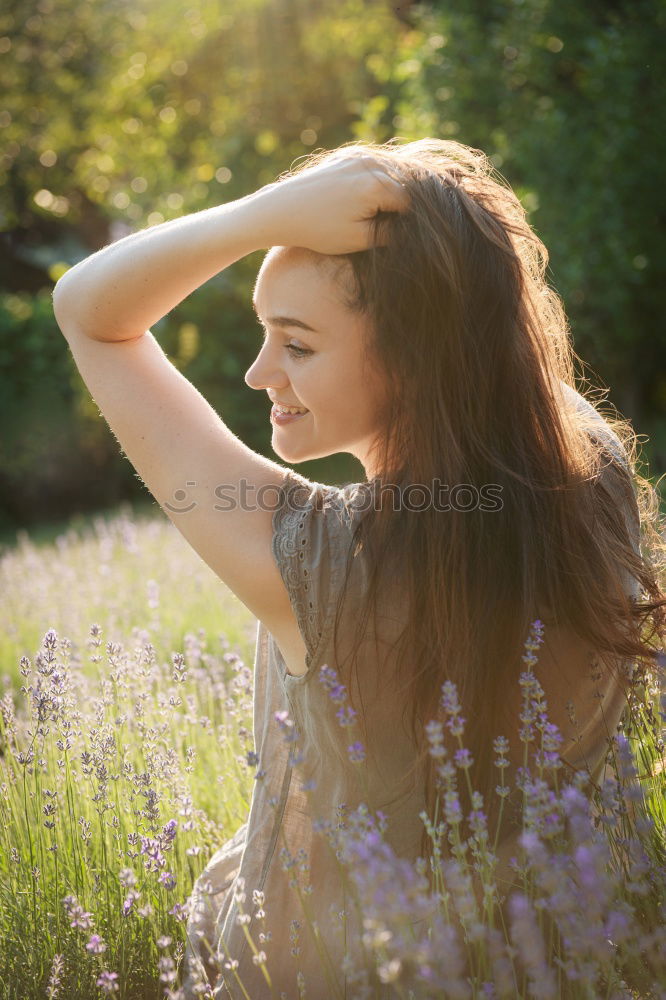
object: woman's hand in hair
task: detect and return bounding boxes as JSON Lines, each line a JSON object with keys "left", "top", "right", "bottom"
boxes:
{"left": 247, "top": 154, "right": 410, "bottom": 255}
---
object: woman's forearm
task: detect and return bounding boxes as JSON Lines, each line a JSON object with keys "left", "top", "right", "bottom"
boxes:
{"left": 52, "top": 192, "right": 271, "bottom": 343}
{"left": 52, "top": 158, "right": 409, "bottom": 343}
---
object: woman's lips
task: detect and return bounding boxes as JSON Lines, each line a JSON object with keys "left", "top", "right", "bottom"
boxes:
{"left": 271, "top": 405, "right": 309, "bottom": 425}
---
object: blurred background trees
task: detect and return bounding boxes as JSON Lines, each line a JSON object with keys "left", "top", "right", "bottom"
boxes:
{"left": 1, "top": 0, "right": 664, "bottom": 536}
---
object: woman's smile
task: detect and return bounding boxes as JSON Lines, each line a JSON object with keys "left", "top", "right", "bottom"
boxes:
{"left": 270, "top": 404, "right": 310, "bottom": 425}
{"left": 245, "top": 246, "right": 389, "bottom": 476}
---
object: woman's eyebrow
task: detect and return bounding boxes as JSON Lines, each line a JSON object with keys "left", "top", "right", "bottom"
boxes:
{"left": 252, "top": 301, "right": 320, "bottom": 334}
{"left": 268, "top": 316, "right": 320, "bottom": 334}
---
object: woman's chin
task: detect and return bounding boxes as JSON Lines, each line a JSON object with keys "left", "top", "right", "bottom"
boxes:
{"left": 272, "top": 440, "right": 333, "bottom": 465}
{"left": 272, "top": 442, "right": 310, "bottom": 464}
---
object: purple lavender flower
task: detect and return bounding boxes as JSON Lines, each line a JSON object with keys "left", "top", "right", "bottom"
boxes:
{"left": 443, "top": 856, "right": 480, "bottom": 927}
{"left": 443, "top": 790, "right": 463, "bottom": 826}
{"left": 318, "top": 663, "right": 338, "bottom": 690}
{"left": 454, "top": 748, "right": 473, "bottom": 770}
{"left": 561, "top": 783, "right": 595, "bottom": 846}
{"left": 45, "top": 953, "right": 64, "bottom": 1000}
{"left": 161, "top": 819, "right": 178, "bottom": 844}
{"left": 158, "top": 955, "right": 177, "bottom": 984}
{"left": 334, "top": 803, "right": 458, "bottom": 989}
{"left": 521, "top": 618, "right": 545, "bottom": 669}
{"left": 62, "top": 894, "right": 94, "bottom": 931}
{"left": 440, "top": 680, "right": 466, "bottom": 737}
{"left": 140, "top": 836, "right": 165, "bottom": 872}
{"left": 158, "top": 871, "right": 177, "bottom": 890}
{"left": 122, "top": 890, "right": 139, "bottom": 916}
{"left": 539, "top": 720, "right": 558, "bottom": 745}
{"left": 86, "top": 934, "right": 107, "bottom": 954}
{"left": 347, "top": 741, "right": 366, "bottom": 763}
{"left": 335, "top": 705, "right": 357, "bottom": 727}
{"left": 118, "top": 867, "right": 137, "bottom": 889}
{"left": 425, "top": 719, "right": 446, "bottom": 759}
{"left": 604, "top": 904, "right": 634, "bottom": 947}
{"left": 171, "top": 650, "right": 187, "bottom": 682}
{"left": 508, "top": 893, "right": 557, "bottom": 999}
{"left": 168, "top": 901, "right": 190, "bottom": 922}
{"left": 319, "top": 666, "right": 350, "bottom": 704}
{"left": 274, "top": 710, "right": 298, "bottom": 742}
{"left": 468, "top": 796, "right": 488, "bottom": 840}
{"left": 329, "top": 683, "right": 348, "bottom": 704}
{"left": 614, "top": 732, "right": 639, "bottom": 783}
{"left": 493, "top": 734, "right": 510, "bottom": 767}
{"left": 440, "top": 680, "right": 461, "bottom": 717}
{"left": 96, "top": 970, "right": 119, "bottom": 994}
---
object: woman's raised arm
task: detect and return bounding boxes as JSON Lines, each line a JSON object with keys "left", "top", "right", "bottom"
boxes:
{"left": 53, "top": 194, "right": 267, "bottom": 344}
{"left": 49, "top": 155, "right": 407, "bottom": 641}
{"left": 52, "top": 155, "right": 408, "bottom": 344}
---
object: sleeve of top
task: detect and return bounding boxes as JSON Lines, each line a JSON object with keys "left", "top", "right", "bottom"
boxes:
{"left": 585, "top": 413, "right": 642, "bottom": 601}
{"left": 564, "top": 383, "right": 641, "bottom": 596}
{"left": 597, "top": 456, "right": 641, "bottom": 600}
{"left": 271, "top": 469, "right": 360, "bottom": 675}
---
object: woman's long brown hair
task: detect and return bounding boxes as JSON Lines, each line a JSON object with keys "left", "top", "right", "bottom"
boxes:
{"left": 279, "top": 139, "right": 666, "bottom": 880}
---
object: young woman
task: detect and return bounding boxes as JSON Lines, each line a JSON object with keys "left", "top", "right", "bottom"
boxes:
{"left": 53, "top": 139, "right": 665, "bottom": 999}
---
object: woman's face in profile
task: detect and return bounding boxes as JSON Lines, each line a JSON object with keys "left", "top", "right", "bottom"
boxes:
{"left": 246, "top": 246, "right": 389, "bottom": 477}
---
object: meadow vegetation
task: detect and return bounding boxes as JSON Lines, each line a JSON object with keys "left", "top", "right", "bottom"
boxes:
{"left": 1, "top": 508, "right": 664, "bottom": 998}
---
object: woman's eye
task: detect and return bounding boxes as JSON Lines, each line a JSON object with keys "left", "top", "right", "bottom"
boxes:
{"left": 256, "top": 323, "right": 312, "bottom": 359}
{"left": 286, "top": 344, "right": 312, "bottom": 358}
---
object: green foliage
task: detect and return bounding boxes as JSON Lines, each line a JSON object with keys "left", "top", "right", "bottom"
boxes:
{"left": 0, "top": 0, "right": 401, "bottom": 233}
{"left": 0, "top": 290, "right": 140, "bottom": 532}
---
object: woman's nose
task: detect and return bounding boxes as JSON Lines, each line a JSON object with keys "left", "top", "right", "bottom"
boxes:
{"left": 244, "top": 346, "right": 287, "bottom": 391}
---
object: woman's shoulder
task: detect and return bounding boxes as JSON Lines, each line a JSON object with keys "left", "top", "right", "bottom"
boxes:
{"left": 277, "top": 468, "right": 375, "bottom": 531}
{"left": 558, "top": 379, "right": 631, "bottom": 471}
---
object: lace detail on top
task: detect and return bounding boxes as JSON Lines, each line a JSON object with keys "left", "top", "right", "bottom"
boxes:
{"left": 271, "top": 470, "right": 350, "bottom": 677}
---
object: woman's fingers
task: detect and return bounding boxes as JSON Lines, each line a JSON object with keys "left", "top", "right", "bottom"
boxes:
{"left": 345, "top": 155, "right": 410, "bottom": 219}
{"left": 255, "top": 151, "right": 411, "bottom": 254}
{"left": 355, "top": 165, "right": 410, "bottom": 247}
{"left": 369, "top": 167, "right": 411, "bottom": 214}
